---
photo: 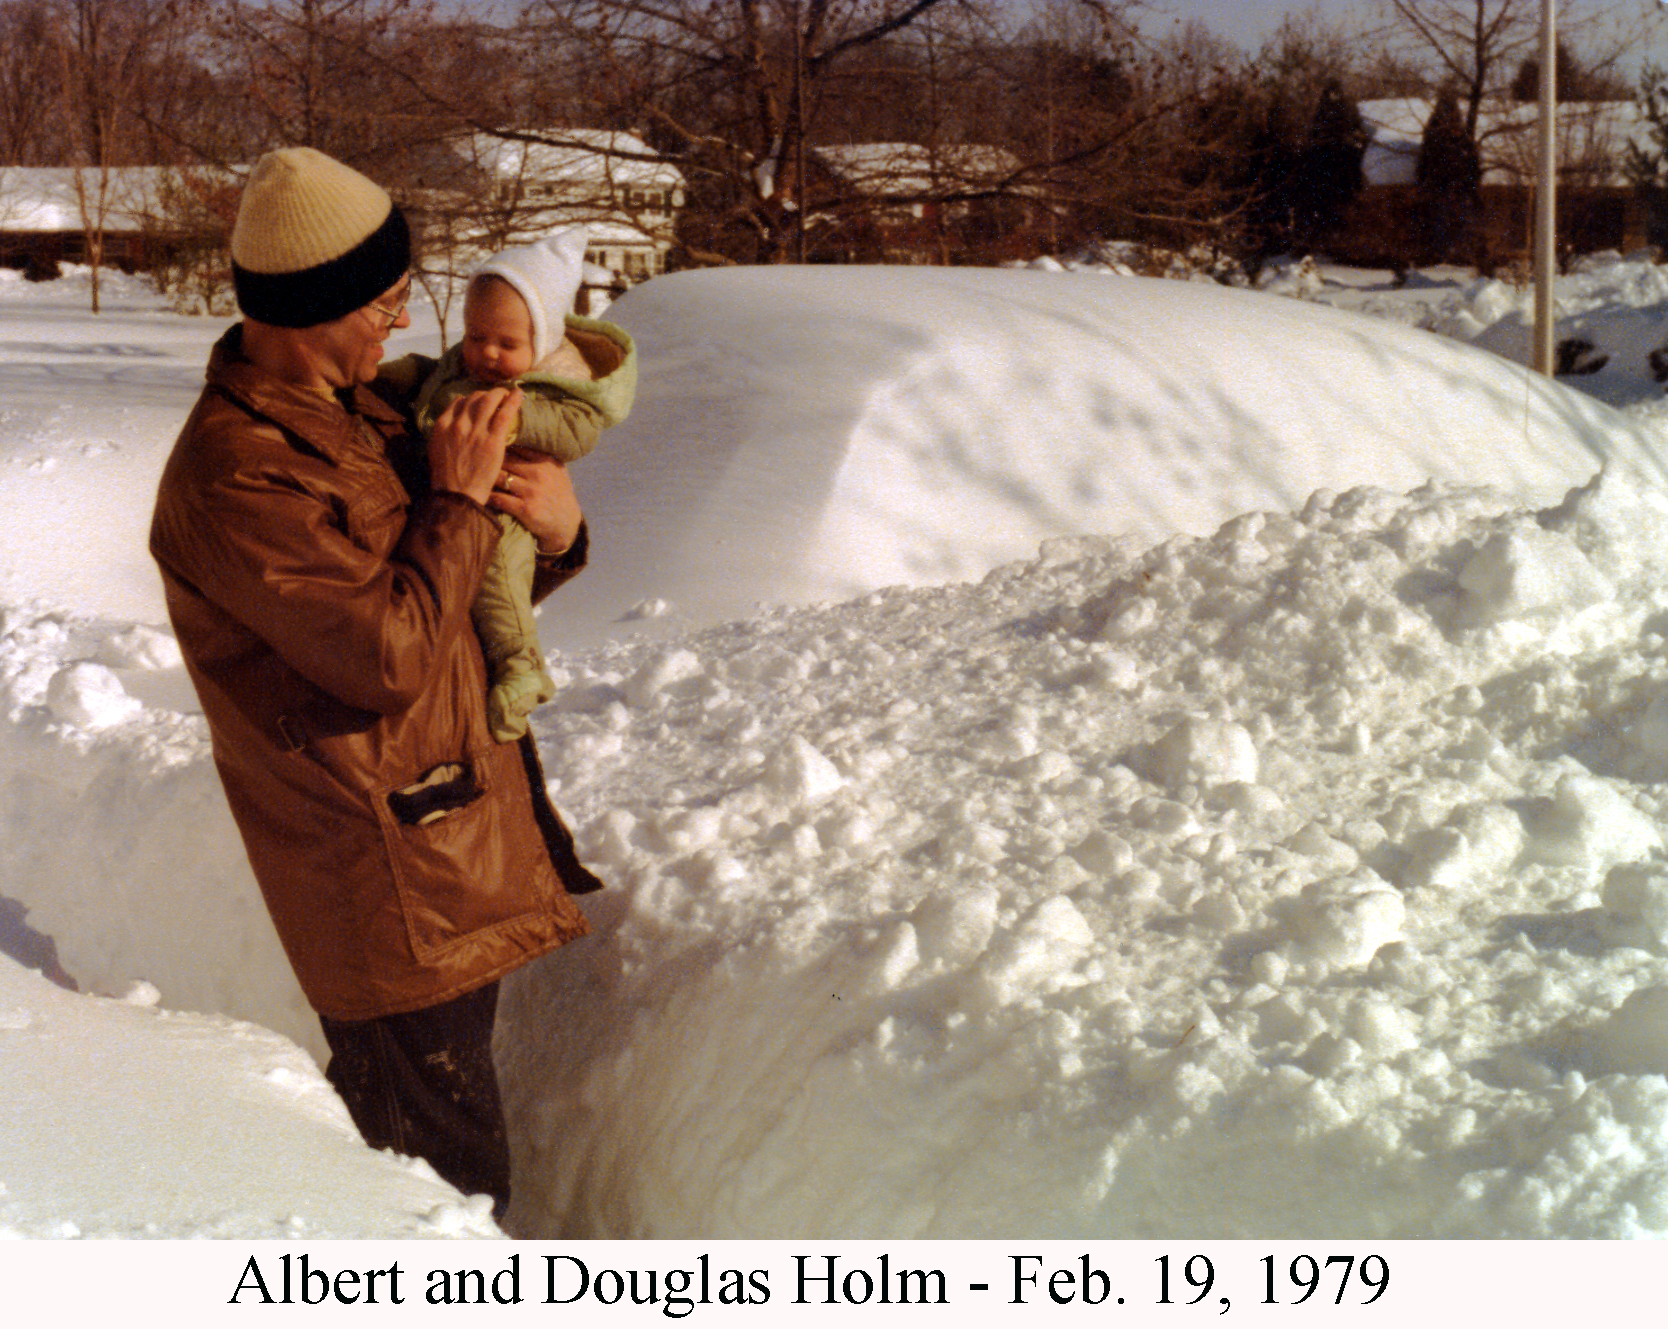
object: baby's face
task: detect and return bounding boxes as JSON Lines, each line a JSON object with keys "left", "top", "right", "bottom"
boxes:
{"left": 461, "top": 280, "right": 535, "bottom": 382}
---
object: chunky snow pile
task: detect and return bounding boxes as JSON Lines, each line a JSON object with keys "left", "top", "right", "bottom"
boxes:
{"left": 1253, "top": 252, "right": 1668, "bottom": 416}
{"left": 492, "top": 470, "right": 1668, "bottom": 1239}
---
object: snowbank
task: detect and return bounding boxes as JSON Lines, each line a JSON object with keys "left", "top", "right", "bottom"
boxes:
{"left": 0, "top": 954, "right": 501, "bottom": 1237}
{"left": 561, "top": 267, "right": 1657, "bottom": 645}
{"left": 9, "top": 261, "right": 1668, "bottom": 1238}
{"left": 494, "top": 471, "right": 1668, "bottom": 1238}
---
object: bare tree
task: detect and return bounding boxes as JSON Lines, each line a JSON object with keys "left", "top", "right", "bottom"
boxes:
{"left": 514, "top": 0, "right": 991, "bottom": 266}
{"left": 206, "top": 0, "right": 487, "bottom": 170}
{"left": 1382, "top": 0, "right": 1540, "bottom": 143}
{"left": 972, "top": 6, "right": 1289, "bottom": 260}
{"left": 1380, "top": 0, "right": 1644, "bottom": 268}
{"left": 50, "top": 0, "right": 204, "bottom": 310}
{"left": 197, "top": 2, "right": 551, "bottom": 337}
{"left": 0, "top": 1, "right": 65, "bottom": 164}
{"left": 1380, "top": 0, "right": 1637, "bottom": 142}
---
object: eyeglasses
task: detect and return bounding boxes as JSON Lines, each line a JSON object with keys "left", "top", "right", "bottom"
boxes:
{"left": 366, "top": 282, "right": 410, "bottom": 331}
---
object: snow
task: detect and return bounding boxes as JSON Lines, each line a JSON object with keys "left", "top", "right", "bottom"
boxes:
{"left": 558, "top": 265, "right": 1660, "bottom": 646}
{"left": 1356, "top": 99, "right": 1652, "bottom": 189}
{"left": 0, "top": 166, "right": 202, "bottom": 234}
{"left": 813, "top": 143, "right": 1023, "bottom": 196}
{"left": 0, "top": 954, "right": 501, "bottom": 1238}
{"left": 499, "top": 468, "right": 1668, "bottom": 1240}
{"left": 11, "top": 253, "right": 1668, "bottom": 1245}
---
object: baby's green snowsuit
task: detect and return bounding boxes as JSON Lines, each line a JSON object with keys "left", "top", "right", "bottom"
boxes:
{"left": 382, "top": 314, "right": 637, "bottom": 741}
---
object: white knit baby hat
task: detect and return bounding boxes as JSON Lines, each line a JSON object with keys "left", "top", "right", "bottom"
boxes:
{"left": 473, "top": 227, "right": 589, "bottom": 362}
{"left": 230, "top": 147, "right": 410, "bottom": 327}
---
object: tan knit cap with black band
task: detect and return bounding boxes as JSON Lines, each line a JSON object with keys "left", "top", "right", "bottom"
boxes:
{"left": 230, "top": 147, "right": 411, "bottom": 328}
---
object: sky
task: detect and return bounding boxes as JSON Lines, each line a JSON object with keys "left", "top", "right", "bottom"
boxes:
{"left": 1134, "top": 0, "right": 1375, "bottom": 53}
{"left": 471, "top": 0, "right": 1668, "bottom": 79}
{"left": 1097, "top": 0, "right": 1668, "bottom": 78}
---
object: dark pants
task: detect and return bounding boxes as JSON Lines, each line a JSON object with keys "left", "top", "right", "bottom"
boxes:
{"left": 319, "top": 981, "right": 512, "bottom": 1221}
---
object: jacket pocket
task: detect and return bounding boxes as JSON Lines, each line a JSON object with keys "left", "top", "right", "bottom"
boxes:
{"left": 388, "top": 762, "right": 482, "bottom": 826}
{"left": 373, "top": 749, "right": 554, "bottom": 959}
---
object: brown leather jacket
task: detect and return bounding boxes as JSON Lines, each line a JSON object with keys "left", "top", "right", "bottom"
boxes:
{"left": 150, "top": 326, "right": 597, "bottom": 1021}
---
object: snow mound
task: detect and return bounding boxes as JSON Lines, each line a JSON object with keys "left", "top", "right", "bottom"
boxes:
{"left": 44, "top": 662, "right": 142, "bottom": 729}
{"left": 1427, "top": 255, "right": 1668, "bottom": 409}
{"left": 554, "top": 267, "right": 1653, "bottom": 647}
{"left": 489, "top": 475, "right": 1668, "bottom": 1238}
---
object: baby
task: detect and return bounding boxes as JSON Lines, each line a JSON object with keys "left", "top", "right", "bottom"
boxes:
{"left": 381, "top": 229, "right": 637, "bottom": 741}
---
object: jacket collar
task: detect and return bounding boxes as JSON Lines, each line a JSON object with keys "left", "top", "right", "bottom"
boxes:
{"left": 205, "top": 324, "right": 410, "bottom": 465}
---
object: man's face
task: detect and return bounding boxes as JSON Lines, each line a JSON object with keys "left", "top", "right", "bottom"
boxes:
{"left": 309, "top": 275, "right": 411, "bottom": 388}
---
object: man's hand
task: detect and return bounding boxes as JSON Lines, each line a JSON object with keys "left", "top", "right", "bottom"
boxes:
{"left": 491, "top": 449, "right": 583, "bottom": 555}
{"left": 429, "top": 386, "right": 523, "bottom": 506}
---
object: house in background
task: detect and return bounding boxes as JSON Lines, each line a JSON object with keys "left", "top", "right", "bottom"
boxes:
{"left": 0, "top": 167, "right": 229, "bottom": 275}
{"left": 2, "top": 138, "right": 685, "bottom": 313}
{"left": 1337, "top": 97, "right": 1652, "bottom": 269}
{"left": 453, "top": 129, "right": 686, "bottom": 295}
{"left": 805, "top": 142, "right": 1035, "bottom": 264}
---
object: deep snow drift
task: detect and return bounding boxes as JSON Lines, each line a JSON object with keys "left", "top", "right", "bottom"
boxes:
{"left": 8, "top": 261, "right": 1668, "bottom": 1237}
{"left": 559, "top": 266, "right": 1664, "bottom": 646}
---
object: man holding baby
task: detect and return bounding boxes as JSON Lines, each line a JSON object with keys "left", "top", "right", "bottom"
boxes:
{"left": 150, "top": 147, "right": 612, "bottom": 1223}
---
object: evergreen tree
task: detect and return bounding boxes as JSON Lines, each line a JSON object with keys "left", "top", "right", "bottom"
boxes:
{"left": 1510, "top": 46, "right": 1580, "bottom": 102}
{"left": 1289, "top": 81, "right": 1367, "bottom": 252}
{"left": 1416, "top": 86, "right": 1482, "bottom": 262}
{"left": 1238, "top": 95, "right": 1302, "bottom": 262}
{"left": 1510, "top": 44, "right": 1626, "bottom": 104}
{"left": 1239, "top": 80, "right": 1366, "bottom": 264}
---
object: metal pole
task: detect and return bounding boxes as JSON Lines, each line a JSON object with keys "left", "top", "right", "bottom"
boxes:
{"left": 1533, "top": 0, "right": 1556, "bottom": 376}
{"left": 795, "top": 2, "right": 807, "bottom": 264}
